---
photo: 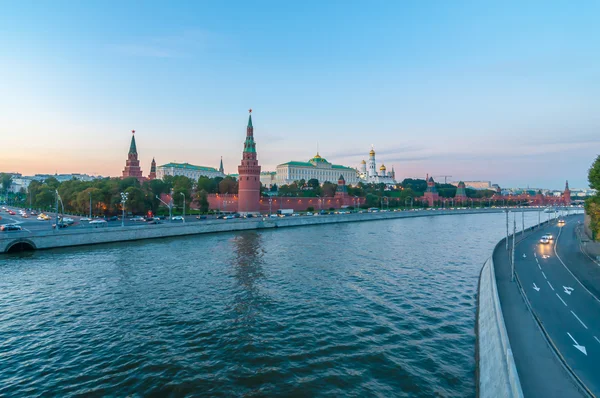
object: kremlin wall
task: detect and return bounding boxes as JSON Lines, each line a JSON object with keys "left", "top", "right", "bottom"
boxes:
{"left": 122, "top": 111, "right": 573, "bottom": 213}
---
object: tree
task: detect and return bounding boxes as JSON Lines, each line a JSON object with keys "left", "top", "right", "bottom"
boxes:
{"left": 307, "top": 179, "right": 319, "bottom": 189}
{"left": 218, "top": 177, "right": 237, "bottom": 194}
{"left": 1, "top": 173, "right": 12, "bottom": 192}
{"left": 589, "top": 155, "right": 600, "bottom": 191}
{"left": 322, "top": 182, "right": 337, "bottom": 197}
{"left": 198, "top": 190, "right": 209, "bottom": 213}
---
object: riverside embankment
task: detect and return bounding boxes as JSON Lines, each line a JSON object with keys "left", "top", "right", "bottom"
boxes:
{"left": 1, "top": 208, "right": 545, "bottom": 254}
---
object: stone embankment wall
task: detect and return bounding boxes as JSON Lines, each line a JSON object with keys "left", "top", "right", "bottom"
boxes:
{"left": 477, "top": 255, "right": 523, "bottom": 398}
{"left": 0, "top": 208, "right": 546, "bottom": 254}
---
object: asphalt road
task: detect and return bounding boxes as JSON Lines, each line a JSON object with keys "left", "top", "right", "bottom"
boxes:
{"left": 514, "top": 214, "right": 600, "bottom": 396}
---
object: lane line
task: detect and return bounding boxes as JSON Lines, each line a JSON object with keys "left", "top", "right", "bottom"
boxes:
{"left": 537, "top": 263, "right": 541, "bottom": 270}
{"left": 594, "top": 336, "right": 600, "bottom": 345}
{"left": 571, "top": 311, "right": 588, "bottom": 330}
{"left": 547, "top": 281, "right": 555, "bottom": 291}
{"left": 534, "top": 252, "right": 537, "bottom": 258}
{"left": 542, "top": 271, "right": 547, "bottom": 279}
{"left": 555, "top": 223, "right": 600, "bottom": 304}
{"left": 556, "top": 293, "right": 567, "bottom": 306}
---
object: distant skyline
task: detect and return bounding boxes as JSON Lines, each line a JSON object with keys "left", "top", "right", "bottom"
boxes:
{"left": 1, "top": 1, "right": 599, "bottom": 190}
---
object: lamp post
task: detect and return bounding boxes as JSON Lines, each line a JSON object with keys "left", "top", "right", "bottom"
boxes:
{"left": 156, "top": 195, "right": 172, "bottom": 221}
{"left": 54, "top": 190, "right": 60, "bottom": 231}
{"left": 180, "top": 192, "right": 186, "bottom": 222}
{"left": 268, "top": 197, "right": 273, "bottom": 216}
{"left": 120, "top": 192, "right": 129, "bottom": 227}
{"left": 89, "top": 191, "right": 92, "bottom": 219}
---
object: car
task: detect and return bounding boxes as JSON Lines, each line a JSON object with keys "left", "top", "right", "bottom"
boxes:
{"left": 89, "top": 219, "right": 108, "bottom": 225}
{"left": 1, "top": 224, "right": 22, "bottom": 231}
{"left": 540, "top": 237, "right": 549, "bottom": 244}
{"left": 107, "top": 216, "right": 119, "bottom": 222}
{"left": 37, "top": 215, "right": 50, "bottom": 221}
{"left": 130, "top": 216, "right": 145, "bottom": 222}
{"left": 558, "top": 219, "right": 565, "bottom": 225}
{"left": 8, "top": 211, "right": 16, "bottom": 215}
{"left": 21, "top": 214, "right": 29, "bottom": 218}
{"left": 30, "top": 211, "right": 38, "bottom": 216}
{"left": 171, "top": 216, "right": 184, "bottom": 221}
{"left": 80, "top": 217, "right": 92, "bottom": 221}
{"left": 61, "top": 217, "right": 75, "bottom": 225}
{"left": 196, "top": 215, "right": 207, "bottom": 220}
{"left": 147, "top": 217, "right": 161, "bottom": 224}
{"left": 545, "top": 233, "right": 554, "bottom": 240}
{"left": 52, "top": 222, "right": 68, "bottom": 229}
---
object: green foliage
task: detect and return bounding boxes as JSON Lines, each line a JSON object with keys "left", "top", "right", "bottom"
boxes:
{"left": 306, "top": 206, "right": 314, "bottom": 212}
{"left": 0, "top": 173, "right": 12, "bottom": 191}
{"left": 589, "top": 154, "right": 600, "bottom": 191}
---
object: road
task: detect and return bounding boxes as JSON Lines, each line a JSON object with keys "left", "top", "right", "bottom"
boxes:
{"left": 514, "top": 214, "right": 599, "bottom": 396}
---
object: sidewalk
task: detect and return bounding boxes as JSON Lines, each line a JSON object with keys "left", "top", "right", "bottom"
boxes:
{"left": 493, "top": 236, "right": 584, "bottom": 398}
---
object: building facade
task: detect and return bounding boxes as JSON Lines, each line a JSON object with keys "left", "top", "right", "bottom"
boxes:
{"left": 156, "top": 162, "right": 225, "bottom": 180}
{"left": 276, "top": 153, "right": 359, "bottom": 186}
{"left": 451, "top": 181, "right": 491, "bottom": 190}
{"left": 260, "top": 171, "right": 276, "bottom": 188}
{"left": 358, "top": 147, "right": 396, "bottom": 186}
{"left": 237, "top": 110, "right": 261, "bottom": 214}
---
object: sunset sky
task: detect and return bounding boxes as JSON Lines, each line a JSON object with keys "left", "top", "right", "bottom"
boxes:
{"left": 1, "top": 1, "right": 599, "bottom": 189}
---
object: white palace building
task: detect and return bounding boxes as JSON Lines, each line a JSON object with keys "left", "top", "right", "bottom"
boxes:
{"left": 358, "top": 146, "right": 396, "bottom": 186}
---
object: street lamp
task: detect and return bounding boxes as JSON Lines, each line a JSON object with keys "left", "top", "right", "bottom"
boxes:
{"left": 156, "top": 195, "right": 172, "bottom": 222}
{"left": 180, "top": 192, "right": 186, "bottom": 222}
{"left": 89, "top": 191, "right": 92, "bottom": 219}
{"left": 268, "top": 197, "right": 273, "bottom": 216}
{"left": 120, "top": 192, "right": 129, "bottom": 227}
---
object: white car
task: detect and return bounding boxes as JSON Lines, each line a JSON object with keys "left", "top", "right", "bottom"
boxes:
{"left": 89, "top": 219, "right": 107, "bottom": 225}
{"left": 545, "top": 233, "right": 554, "bottom": 240}
{"left": 130, "top": 216, "right": 145, "bottom": 222}
{"left": 80, "top": 217, "right": 92, "bottom": 221}
{"left": 558, "top": 219, "right": 565, "bottom": 225}
{"left": 540, "top": 237, "right": 550, "bottom": 244}
{"left": 171, "top": 216, "right": 184, "bottom": 221}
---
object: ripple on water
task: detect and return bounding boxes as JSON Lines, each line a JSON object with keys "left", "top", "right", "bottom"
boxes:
{"left": 0, "top": 212, "right": 545, "bottom": 396}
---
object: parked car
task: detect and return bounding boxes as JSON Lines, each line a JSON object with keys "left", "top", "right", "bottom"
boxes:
{"left": 89, "top": 219, "right": 108, "bottom": 226}
{"left": 1, "top": 224, "right": 22, "bottom": 231}
{"left": 171, "top": 216, "right": 184, "bottom": 221}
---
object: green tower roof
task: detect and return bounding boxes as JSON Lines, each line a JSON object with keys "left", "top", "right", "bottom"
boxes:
{"left": 129, "top": 133, "right": 137, "bottom": 155}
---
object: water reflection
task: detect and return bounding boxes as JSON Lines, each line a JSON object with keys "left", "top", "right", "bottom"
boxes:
{"left": 230, "top": 231, "right": 267, "bottom": 324}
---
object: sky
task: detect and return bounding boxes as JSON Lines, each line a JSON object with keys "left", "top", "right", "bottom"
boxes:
{"left": 1, "top": 1, "right": 599, "bottom": 190}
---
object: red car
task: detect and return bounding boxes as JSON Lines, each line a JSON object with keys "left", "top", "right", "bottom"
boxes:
{"left": 8, "top": 211, "right": 16, "bottom": 215}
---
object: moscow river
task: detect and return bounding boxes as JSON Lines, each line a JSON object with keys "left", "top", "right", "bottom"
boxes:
{"left": 0, "top": 212, "right": 545, "bottom": 397}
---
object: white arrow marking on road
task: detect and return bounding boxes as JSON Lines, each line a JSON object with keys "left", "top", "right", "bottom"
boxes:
{"left": 522, "top": 253, "right": 527, "bottom": 258}
{"left": 567, "top": 332, "right": 587, "bottom": 355}
{"left": 563, "top": 286, "right": 574, "bottom": 295}
{"left": 533, "top": 283, "right": 540, "bottom": 291}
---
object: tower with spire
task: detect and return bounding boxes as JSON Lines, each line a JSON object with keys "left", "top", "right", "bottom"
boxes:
{"left": 237, "top": 109, "right": 262, "bottom": 214}
{"left": 423, "top": 174, "right": 440, "bottom": 207}
{"left": 563, "top": 180, "right": 571, "bottom": 205}
{"left": 148, "top": 158, "right": 156, "bottom": 180}
{"left": 219, "top": 156, "right": 224, "bottom": 174}
{"left": 122, "top": 130, "right": 144, "bottom": 182}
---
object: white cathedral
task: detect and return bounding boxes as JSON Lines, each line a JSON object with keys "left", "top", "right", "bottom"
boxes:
{"left": 358, "top": 146, "right": 397, "bottom": 186}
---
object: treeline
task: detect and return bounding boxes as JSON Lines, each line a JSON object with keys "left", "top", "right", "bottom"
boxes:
{"left": 585, "top": 155, "right": 600, "bottom": 240}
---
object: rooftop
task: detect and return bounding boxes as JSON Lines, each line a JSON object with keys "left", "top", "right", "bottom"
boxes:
{"left": 158, "top": 162, "right": 220, "bottom": 172}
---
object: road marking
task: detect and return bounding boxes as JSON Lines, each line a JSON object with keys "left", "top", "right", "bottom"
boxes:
{"left": 555, "top": 224, "right": 600, "bottom": 304}
{"left": 534, "top": 252, "right": 537, "bottom": 258}
{"left": 567, "top": 332, "right": 587, "bottom": 355}
{"left": 563, "top": 286, "right": 574, "bottom": 295}
{"left": 571, "top": 311, "right": 588, "bottom": 330}
{"left": 522, "top": 253, "right": 527, "bottom": 258}
{"left": 533, "top": 283, "right": 540, "bottom": 291}
{"left": 594, "top": 336, "right": 600, "bottom": 345}
{"left": 537, "top": 263, "right": 541, "bottom": 270}
{"left": 556, "top": 293, "right": 567, "bottom": 306}
{"left": 542, "top": 271, "right": 547, "bottom": 279}
{"left": 547, "top": 281, "right": 555, "bottom": 291}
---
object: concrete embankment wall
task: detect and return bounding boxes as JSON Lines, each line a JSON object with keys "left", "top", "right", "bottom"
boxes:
{"left": 1, "top": 208, "right": 543, "bottom": 254}
{"left": 477, "top": 254, "right": 524, "bottom": 398}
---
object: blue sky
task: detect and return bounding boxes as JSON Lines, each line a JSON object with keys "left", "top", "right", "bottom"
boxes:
{"left": 1, "top": 1, "right": 598, "bottom": 189}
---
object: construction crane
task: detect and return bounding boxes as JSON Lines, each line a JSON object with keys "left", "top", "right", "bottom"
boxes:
{"left": 433, "top": 175, "right": 452, "bottom": 184}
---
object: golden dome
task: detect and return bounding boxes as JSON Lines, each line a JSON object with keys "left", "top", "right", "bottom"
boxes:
{"left": 380, "top": 164, "right": 386, "bottom": 171}
{"left": 314, "top": 152, "right": 321, "bottom": 159}
{"left": 369, "top": 148, "right": 375, "bottom": 156}
{"left": 361, "top": 159, "right": 366, "bottom": 164}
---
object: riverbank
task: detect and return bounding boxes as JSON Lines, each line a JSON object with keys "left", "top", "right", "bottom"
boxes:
{"left": 0, "top": 207, "right": 553, "bottom": 254}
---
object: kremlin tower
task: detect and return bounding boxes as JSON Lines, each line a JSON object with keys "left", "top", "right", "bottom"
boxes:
{"left": 455, "top": 181, "right": 467, "bottom": 203}
{"left": 122, "top": 130, "right": 144, "bottom": 183}
{"left": 148, "top": 158, "right": 156, "bottom": 180}
{"left": 423, "top": 174, "right": 440, "bottom": 207}
{"left": 237, "top": 110, "right": 261, "bottom": 214}
{"left": 563, "top": 180, "right": 571, "bottom": 205}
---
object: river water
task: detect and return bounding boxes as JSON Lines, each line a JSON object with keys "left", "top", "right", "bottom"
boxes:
{"left": 0, "top": 212, "right": 545, "bottom": 397}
